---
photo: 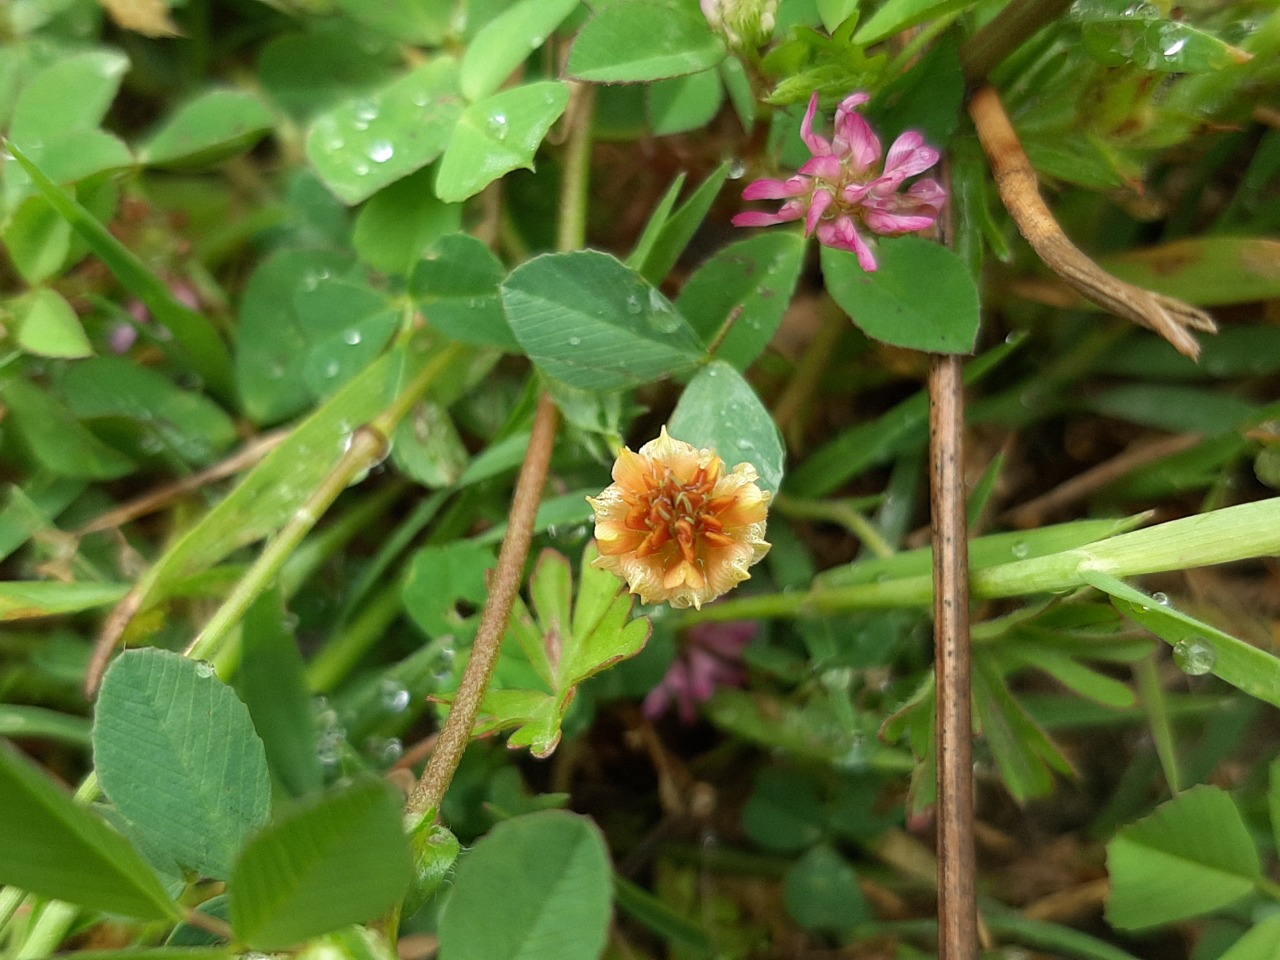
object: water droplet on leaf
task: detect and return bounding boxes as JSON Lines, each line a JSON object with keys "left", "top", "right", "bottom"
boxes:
{"left": 379, "top": 678, "right": 411, "bottom": 713}
{"left": 486, "top": 112, "right": 509, "bottom": 141}
{"left": 368, "top": 140, "right": 394, "bottom": 163}
{"left": 1173, "top": 637, "right": 1215, "bottom": 676}
{"left": 343, "top": 329, "right": 362, "bottom": 345}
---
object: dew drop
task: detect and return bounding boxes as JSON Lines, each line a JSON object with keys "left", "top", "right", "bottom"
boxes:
{"left": 194, "top": 661, "right": 215, "bottom": 678}
{"left": 328, "top": 136, "right": 345, "bottom": 151}
{"left": 368, "top": 140, "right": 394, "bottom": 163}
{"left": 353, "top": 161, "right": 370, "bottom": 176}
{"left": 1011, "top": 540, "right": 1030, "bottom": 559}
{"left": 380, "top": 737, "right": 403, "bottom": 764}
{"left": 379, "top": 678, "right": 411, "bottom": 713}
{"left": 324, "top": 360, "right": 340, "bottom": 378}
{"left": 625, "top": 294, "right": 642, "bottom": 314}
{"left": 1152, "top": 591, "right": 1171, "bottom": 606}
{"left": 735, "top": 438, "right": 755, "bottom": 451}
{"left": 354, "top": 99, "right": 378, "bottom": 122}
{"left": 1162, "top": 37, "right": 1187, "bottom": 57}
{"left": 486, "top": 112, "right": 510, "bottom": 141}
{"left": 1172, "top": 637, "right": 1216, "bottom": 676}
{"left": 568, "top": 336, "right": 581, "bottom": 346}
{"left": 343, "top": 329, "right": 363, "bottom": 345}
{"left": 728, "top": 157, "right": 747, "bottom": 179}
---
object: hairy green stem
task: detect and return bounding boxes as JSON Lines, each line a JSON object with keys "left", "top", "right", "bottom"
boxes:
{"left": 403, "top": 81, "right": 594, "bottom": 826}
{"left": 403, "top": 394, "right": 560, "bottom": 824}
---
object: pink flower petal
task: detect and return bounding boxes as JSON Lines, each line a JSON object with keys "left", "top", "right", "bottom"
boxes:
{"left": 817, "top": 216, "right": 878, "bottom": 271}
{"left": 742, "top": 176, "right": 809, "bottom": 200}
{"left": 804, "top": 188, "right": 834, "bottom": 236}
{"left": 797, "top": 155, "right": 843, "bottom": 180}
{"left": 833, "top": 99, "right": 881, "bottom": 173}
{"left": 799, "top": 92, "right": 832, "bottom": 156}
{"left": 882, "top": 131, "right": 939, "bottom": 179}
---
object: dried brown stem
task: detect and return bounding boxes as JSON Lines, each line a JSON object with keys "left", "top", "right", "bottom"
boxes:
{"left": 404, "top": 393, "right": 560, "bottom": 825}
{"left": 1001, "top": 432, "right": 1203, "bottom": 528}
{"left": 968, "top": 85, "right": 1216, "bottom": 360}
{"left": 75, "top": 428, "right": 289, "bottom": 536}
{"left": 929, "top": 353, "right": 976, "bottom": 960}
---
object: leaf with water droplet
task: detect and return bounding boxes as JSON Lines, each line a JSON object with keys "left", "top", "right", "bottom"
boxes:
{"left": 435, "top": 81, "right": 571, "bottom": 203}
{"left": 668, "top": 360, "right": 785, "bottom": 493}
{"left": 1073, "top": 0, "right": 1248, "bottom": 73}
{"left": 306, "top": 57, "right": 463, "bottom": 205}
{"left": 501, "top": 249, "right": 702, "bottom": 390}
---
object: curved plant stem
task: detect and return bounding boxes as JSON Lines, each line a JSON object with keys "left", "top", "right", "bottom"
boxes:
{"left": 959, "top": 0, "right": 1073, "bottom": 85}
{"left": 968, "top": 85, "right": 1216, "bottom": 359}
{"left": 404, "top": 81, "right": 594, "bottom": 826}
{"left": 403, "top": 393, "right": 560, "bottom": 824}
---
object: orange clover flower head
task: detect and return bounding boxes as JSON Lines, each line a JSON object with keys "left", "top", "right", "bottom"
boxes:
{"left": 588, "top": 427, "right": 771, "bottom": 610}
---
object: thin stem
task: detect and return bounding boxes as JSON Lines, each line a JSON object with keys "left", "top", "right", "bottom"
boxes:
{"left": 557, "top": 82, "right": 595, "bottom": 255}
{"left": 404, "top": 393, "right": 560, "bottom": 824}
{"left": 14, "top": 901, "right": 77, "bottom": 960}
{"left": 181, "top": 907, "right": 234, "bottom": 942}
{"left": 929, "top": 353, "right": 976, "bottom": 960}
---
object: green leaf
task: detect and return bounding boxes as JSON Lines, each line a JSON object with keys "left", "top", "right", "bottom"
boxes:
{"left": 567, "top": 0, "right": 725, "bottom": 82}
{"left": 1086, "top": 384, "right": 1257, "bottom": 436}
{"left": 502, "top": 249, "right": 703, "bottom": 390}
{"left": 329, "top": 0, "right": 453, "bottom": 45}
{"left": 742, "top": 767, "right": 825, "bottom": 853}
{"left": 353, "top": 167, "right": 462, "bottom": 276}
{"left": 5, "top": 143, "right": 235, "bottom": 401}
{"left": 1074, "top": 0, "right": 1249, "bottom": 73}
{"left": 648, "top": 69, "right": 724, "bottom": 136}
{"left": 1271, "top": 756, "right": 1280, "bottom": 854}
{"left": 306, "top": 58, "right": 464, "bottom": 205}
{"left": 1100, "top": 238, "right": 1280, "bottom": 307}
{"left": 402, "top": 540, "right": 495, "bottom": 644}
{"left": 668, "top": 361, "right": 786, "bottom": 494}
{"left": 817, "top": 0, "right": 860, "bottom": 33}
{"left": 235, "top": 249, "right": 348, "bottom": 424}
{"left": 62, "top": 357, "right": 238, "bottom": 466}
{"left": 11, "top": 286, "right": 92, "bottom": 358}
{"left": 411, "top": 233, "right": 517, "bottom": 349}
{"left": 257, "top": 27, "right": 401, "bottom": 122}
{"left": 1219, "top": 915, "right": 1280, "bottom": 960}
{"left": 2, "top": 196, "right": 71, "bottom": 283}
{"left": 0, "top": 705, "right": 91, "bottom": 746}
{"left": 138, "top": 89, "right": 274, "bottom": 167}
{"left": 294, "top": 271, "right": 399, "bottom": 398}
{"left": 0, "top": 738, "right": 179, "bottom": 919}
{"left": 973, "top": 656, "right": 1073, "bottom": 801}
{"left": 854, "top": 0, "right": 975, "bottom": 45}
{"left": 0, "top": 580, "right": 128, "bottom": 620}
{"left": 229, "top": 779, "right": 412, "bottom": 950}
{"left": 822, "top": 238, "right": 981, "bottom": 353}
{"left": 240, "top": 589, "right": 323, "bottom": 800}
{"left": 0, "top": 377, "right": 135, "bottom": 480}
{"left": 9, "top": 50, "right": 127, "bottom": 146}
{"left": 1086, "top": 573, "right": 1280, "bottom": 709}
{"left": 636, "top": 161, "right": 731, "bottom": 285}
{"left": 675, "top": 232, "right": 806, "bottom": 370}
{"left": 783, "top": 845, "right": 868, "bottom": 935}
{"left": 469, "top": 543, "right": 651, "bottom": 757}
{"left": 435, "top": 81, "right": 571, "bottom": 203}
{"left": 403, "top": 821, "right": 461, "bottom": 916}
{"left": 438, "top": 810, "right": 613, "bottom": 960}
{"left": 1106, "top": 785, "right": 1260, "bottom": 929}
{"left": 94, "top": 649, "right": 272, "bottom": 879}
{"left": 459, "top": 0, "right": 581, "bottom": 101}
